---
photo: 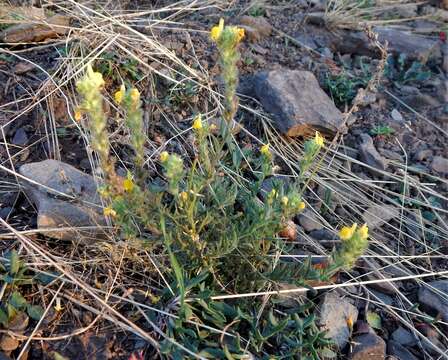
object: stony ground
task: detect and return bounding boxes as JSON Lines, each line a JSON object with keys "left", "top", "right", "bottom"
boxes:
{"left": 0, "top": 0, "right": 447, "bottom": 359}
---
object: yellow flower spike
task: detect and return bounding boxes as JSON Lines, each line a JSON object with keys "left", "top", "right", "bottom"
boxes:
{"left": 86, "top": 63, "right": 105, "bottom": 89}
{"left": 74, "top": 109, "right": 82, "bottom": 122}
{"left": 358, "top": 223, "right": 369, "bottom": 240}
{"left": 270, "top": 189, "right": 277, "bottom": 198}
{"left": 160, "top": 151, "right": 169, "bottom": 162}
{"left": 114, "top": 84, "right": 125, "bottom": 104}
{"left": 130, "top": 88, "right": 140, "bottom": 104}
{"left": 339, "top": 223, "right": 357, "bottom": 241}
{"left": 260, "top": 143, "right": 270, "bottom": 156}
{"left": 103, "top": 206, "right": 116, "bottom": 217}
{"left": 123, "top": 178, "right": 134, "bottom": 192}
{"left": 315, "top": 131, "right": 324, "bottom": 147}
{"left": 298, "top": 201, "right": 306, "bottom": 211}
{"left": 192, "top": 114, "right": 203, "bottom": 130}
{"left": 281, "top": 196, "right": 289, "bottom": 207}
{"left": 210, "top": 18, "right": 224, "bottom": 42}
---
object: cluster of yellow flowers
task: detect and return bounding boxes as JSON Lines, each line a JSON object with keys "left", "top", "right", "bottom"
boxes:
{"left": 210, "top": 18, "right": 245, "bottom": 44}
{"left": 339, "top": 223, "right": 369, "bottom": 241}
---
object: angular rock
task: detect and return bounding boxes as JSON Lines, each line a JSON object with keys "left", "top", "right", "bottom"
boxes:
{"left": 253, "top": 69, "right": 346, "bottom": 137}
{"left": 0, "top": 14, "right": 70, "bottom": 43}
{"left": 297, "top": 209, "right": 322, "bottom": 232}
{"left": 19, "top": 160, "right": 106, "bottom": 241}
{"left": 12, "top": 128, "right": 28, "bottom": 146}
{"left": 418, "top": 280, "right": 448, "bottom": 322}
{"left": 358, "top": 133, "right": 387, "bottom": 171}
{"left": 391, "top": 327, "right": 417, "bottom": 346}
{"left": 387, "top": 340, "right": 418, "bottom": 360}
{"left": 350, "top": 332, "right": 386, "bottom": 360}
{"left": 362, "top": 204, "right": 399, "bottom": 229}
{"left": 431, "top": 156, "right": 448, "bottom": 175}
{"left": 316, "top": 292, "right": 358, "bottom": 348}
{"left": 239, "top": 16, "right": 272, "bottom": 43}
{"left": 415, "top": 149, "right": 433, "bottom": 162}
{"left": 390, "top": 109, "right": 404, "bottom": 123}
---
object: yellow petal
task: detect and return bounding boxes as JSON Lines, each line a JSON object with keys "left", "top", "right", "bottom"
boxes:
{"left": 160, "top": 151, "right": 169, "bottom": 162}
{"left": 123, "top": 178, "right": 134, "bottom": 192}
{"left": 358, "top": 223, "right": 369, "bottom": 240}
{"left": 130, "top": 88, "right": 140, "bottom": 103}
{"left": 114, "top": 84, "right": 125, "bottom": 103}
{"left": 192, "top": 114, "right": 202, "bottom": 130}
{"left": 339, "top": 223, "right": 357, "bottom": 240}
{"left": 281, "top": 196, "right": 289, "bottom": 206}
{"left": 210, "top": 18, "right": 224, "bottom": 41}
{"left": 298, "top": 201, "right": 306, "bottom": 211}
{"left": 74, "top": 109, "right": 82, "bottom": 122}
{"left": 315, "top": 131, "right": 324, "bottom": 147}
{"left": 260, "top": 143, "right": 270, "bottom": 156}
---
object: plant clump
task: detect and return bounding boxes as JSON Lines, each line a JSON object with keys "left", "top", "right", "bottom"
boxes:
{"left": 75, "top": 19, "right": 369, "bottom": 359}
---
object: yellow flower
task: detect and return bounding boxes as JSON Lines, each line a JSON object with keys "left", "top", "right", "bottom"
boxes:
{"left": 315, "top": 131, "right": 324, "bottom": 147}
{"left": 236, "top": 27, "right": 245, "bottom": 42}
{"left": 210, "top": 18, "right": 224, "bottom": 42}
{"left": 192, "top": 114, "right": 202, "bottom": 130}
{"left": 180, "top": 191, "right": 188, "bottom": 202}
{"left": 160, "top": 151, "right": 169, "bottom": 162}
{"left": 123, "top": 178, "right": 134, "bottom": 192}
{"left": 260, "top": 143, "right": 270, "bottom": 156}
{"left": 103, "top": 206, "right": 116, "bottom": 217}
{"left": 281, "top": 196, "right": 289, "bottom": 206}
{"left": 339, "top": 223, "right": 357, "bottom": 241}
{"left": 54, "top": 297, "right": 63, "bottom": 312}
{"left": 358, "top": 223, "right": 369, "bottom": 240}
{"left": 130, "top": 88, "right": 140, "bottom": 103}
{"left": 74, "top": 109, "right": 82, "bottom": 122}
{"left": 86, "top": 63, "right": 105, "bottom": 89}
{"left": 114, "top": 84, "right": 125, "bottom": 104}
{"left": 298, "top": 201, "right": 306, "bottom": 211}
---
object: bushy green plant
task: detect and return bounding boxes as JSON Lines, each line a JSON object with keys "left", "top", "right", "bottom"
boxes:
{"left": 76, "top": 18, "right": 369, "bottom": 358}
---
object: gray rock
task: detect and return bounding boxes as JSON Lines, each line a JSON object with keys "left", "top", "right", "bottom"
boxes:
{"left": 316, "top": 292, "right": 358, "bottom": 348}
{"left": 414, "top": 149, "right": 433, "bottom": 162}
{"left": 19, "top": 159, "right": 106, "bottom": 241}
{"left": 431, "top": 156, "right": 448, "bottom": 175}
{"left": 362, "top": 204, "right": 399, "bottom": 229}
{"left": 334, "top": 27, "right": 441, "bottom": 62}
{"left": 391, "top": 327, "right": 417, "bottom": 346}
{"left": 238, "top": 16, "right": 272, "bottom": 43}
{"left": 387, "top": 340, "right": 418, "bottom": 360}
{"left": 350, "top": 332, "right": 386, "bottom": 360}
{"left": 297, "top": 209, "right": 322, "bottom": 232}
{"left": 368, "top": 289, "right": 394, "bottom": 306}
{"left": 359, "top": 134, "right": 386, "bottom": 172}
{"left": 309, "top": 228, "right": 336, "bottom": 241}
{"left": 0, "top": 207, "right": 12, "bottom": 220}
{"left": 390, "top": 109, "right": 404, "bottom": 123}
{"left": 12, "top": 128, "right": 28, "bottom": 146}
{"left": 253, "top": 69, "right": 346, "bottom": 137}
{"left": 418, "top": 280, "right": 448, "bottom": 322}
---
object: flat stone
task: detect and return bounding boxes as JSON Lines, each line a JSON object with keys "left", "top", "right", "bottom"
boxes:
{"left": 350, "top": 332, "right": 386, "bottom": 360}
{"left": 391, "top": 327, "right": 417, "bottom": 346}
{"left": 362, "top": 204, "right": 399, "bottom": 229}
{"left": 414, "top": 149, "right": 433, "bottom": 162}
{"left": 253, "top": 69, "right": 346, "bottom": 137}
{"left": 19, "top": 159, "right": 106, "bottom": 241}
{"left": 333, "top": 27, "right": 441, "bottom": 62}
{"left": 297, "top": 209, "right": 322, "bottom": 232}
{"left": 239, "top": 16, "right": 272, "bottom": 43}
{"left": 431, "top": 156, "right": 448, "bottom": 175}
{"left": 316, "top": 292, "right": 358, "bottom": 348}
{"left": 390, "top": 109, "right": 404, "bottom": 123}
{"left": 358, "top": 133, "right": 387, "bottom": 172}
{"left": 387, "top": 340, "right": 418, "bottom": 360}
{"left": 12, "top": 127, "right": 28, "bottom": 146}
{"left": 0, "top": 14, "right": 70, "bottom": 43}
{"left": 418, "top": 280, "right": 448, "bottom": 322}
